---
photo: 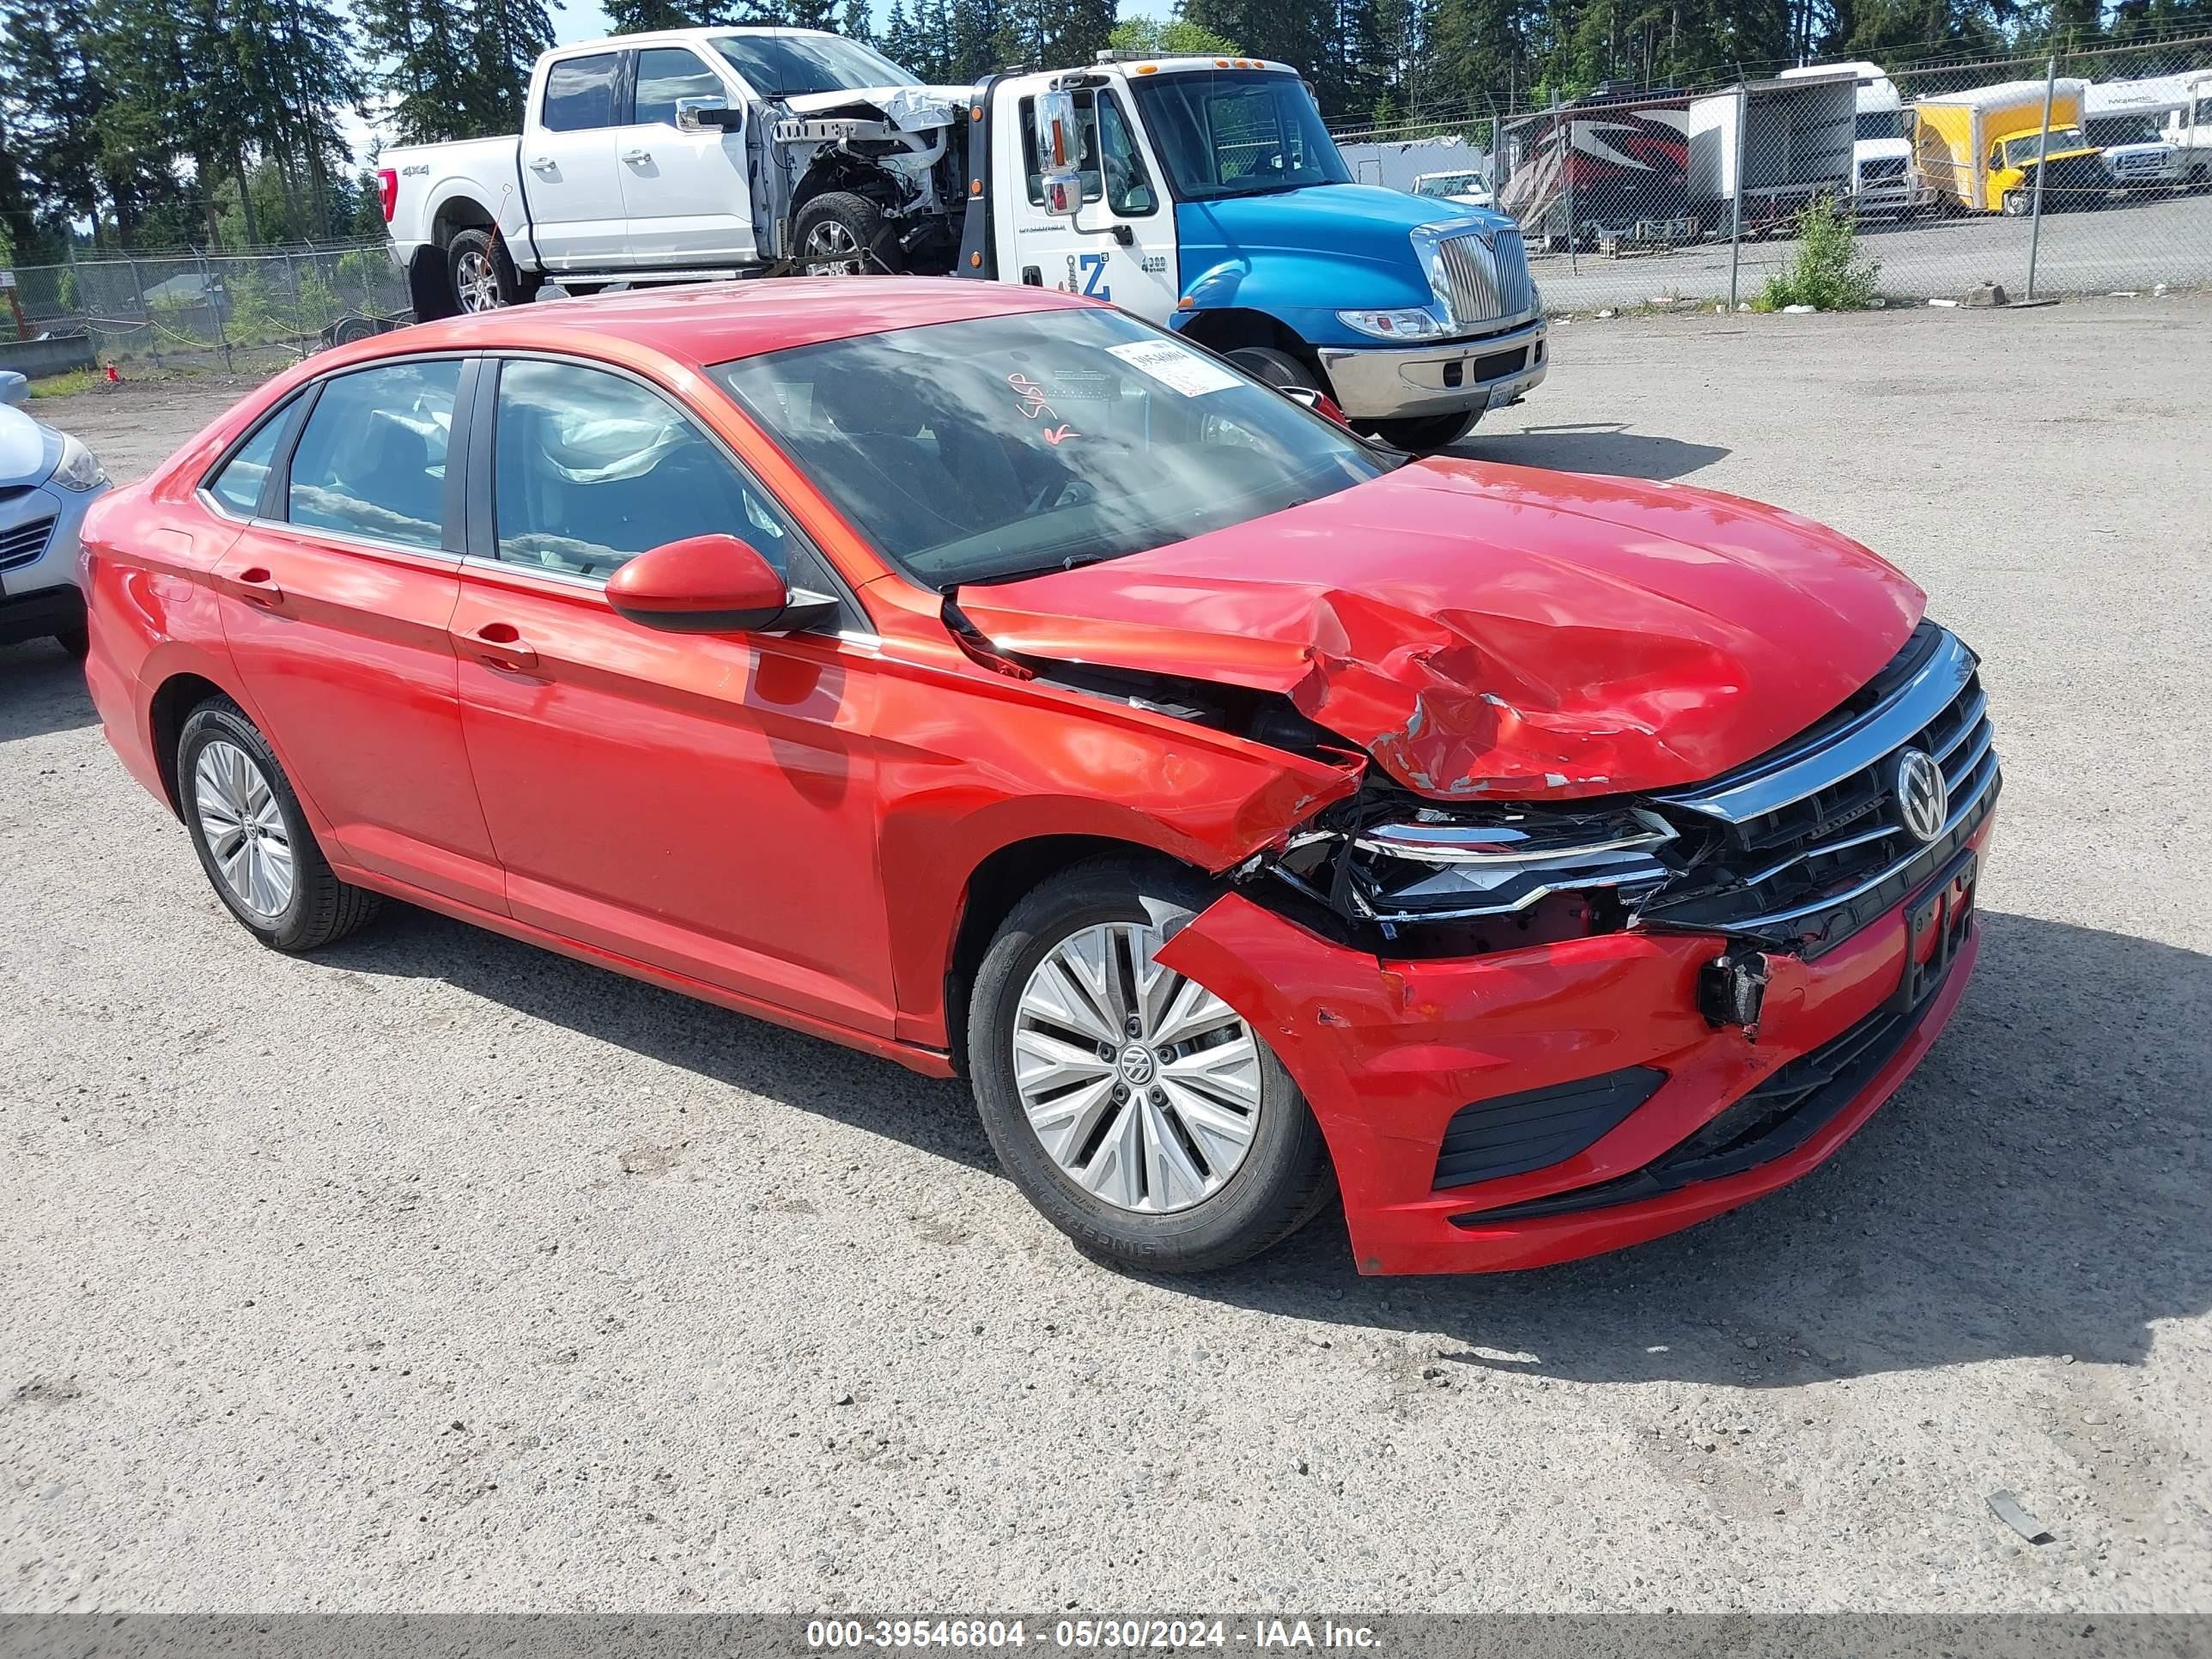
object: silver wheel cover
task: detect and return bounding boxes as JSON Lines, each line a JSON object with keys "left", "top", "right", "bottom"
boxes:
{"left": 1012, "top": 919, "right": 1262, "bottom": 1214}
{"left": 193, "top": 738, "right": 295, "bottom": 921}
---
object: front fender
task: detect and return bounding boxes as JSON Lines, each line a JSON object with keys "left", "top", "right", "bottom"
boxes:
{"left": 1174, "top": 205, "right": 1433, "bottom": 348}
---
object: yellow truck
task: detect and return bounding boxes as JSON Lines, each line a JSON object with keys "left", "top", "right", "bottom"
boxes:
{"left": 1913, "top": 78, "right": 2106, "bottom": 214}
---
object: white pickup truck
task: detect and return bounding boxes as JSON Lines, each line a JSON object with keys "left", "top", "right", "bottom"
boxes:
{"left": 376, "top": 27, "right": 1549, "bottom": 451}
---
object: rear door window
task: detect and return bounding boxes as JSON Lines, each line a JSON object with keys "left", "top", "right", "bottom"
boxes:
{"left": 542, "top": 53, "right": 623, "bottom": 132}
{"left": 205, "top": 399, "right": 296, "bottom": 518}
{"left": 285, "top": 360, "right": 460, "bottom": 551}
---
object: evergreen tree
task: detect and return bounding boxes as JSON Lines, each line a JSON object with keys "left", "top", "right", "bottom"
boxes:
{"left": 605, "top": 0, "right": 703, "bottom": 28}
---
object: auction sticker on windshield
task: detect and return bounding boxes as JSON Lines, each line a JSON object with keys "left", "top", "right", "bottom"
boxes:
{"left": 1106, "top": 339, "right": 1240, "bottom": 398}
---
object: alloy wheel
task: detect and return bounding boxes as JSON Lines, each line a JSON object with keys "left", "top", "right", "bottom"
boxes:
{"left": 802, "top": 221, "right": 865, "bottom": 277}
{"left": 1012, "top": 920, "right": 1262, "bottom": 1214}
{"left": 456, "top": 247, "right": 503, "bottom": 312}
{"left": 193, "top": 738, "right": 295, "bottom": 921}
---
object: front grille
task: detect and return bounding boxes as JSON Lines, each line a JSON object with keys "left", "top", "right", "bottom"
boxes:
{"left": 1452, "top": 973, "right": 1944, "bottom": 1226}
{"left": 0, "top": 514, "right": 56, "bottom": 573}
{"left": 1861, "top": 157, "right": 1907, "bottom": 181}
{"left": 1434, "top": 228, "right": 1535, "bottom": 331}
{"left": 1638, "top": 623, "right": 1999, "bottom": 956}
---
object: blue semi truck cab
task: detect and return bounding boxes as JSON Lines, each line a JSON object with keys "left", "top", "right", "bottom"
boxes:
{"left": 963, "top": 57, "right": 1548, "bottom": 451}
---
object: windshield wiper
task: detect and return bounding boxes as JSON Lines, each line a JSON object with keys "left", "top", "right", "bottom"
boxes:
{"left": 959, "top": 550, "right": 1130, "bottom": 588}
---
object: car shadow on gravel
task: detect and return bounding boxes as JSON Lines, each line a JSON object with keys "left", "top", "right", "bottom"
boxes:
{"left": 1168, "top": 907, "right": 2212, "bottom": 1388}
{"left": 1461, "top": 422, "right": 1731, "bottom": 481}
{"left": 0, "top": 641, "right": 96, "bottom": 742}
{"left": 319, "top": 906, "right": 993, "bottom": 1172}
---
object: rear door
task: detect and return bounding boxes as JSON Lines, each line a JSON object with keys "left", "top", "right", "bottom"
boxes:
{"left": 209, "top": 356, "right": 505, "bottom": 913}
{"left": 613, "top": 44, "right": 757, "bottom": 263}
{"left": 447, "top": 353, "right": 896, "bottom": 1034}
{"left": 526, "top": 50, "right": 631, "bottom": 268}
{"left": 994, "top": 84, "right": 1179, "bottom": 321}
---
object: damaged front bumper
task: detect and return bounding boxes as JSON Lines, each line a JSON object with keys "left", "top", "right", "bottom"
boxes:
{"left": 1158, "top": 812, "right": 1991, "bottom": 1274}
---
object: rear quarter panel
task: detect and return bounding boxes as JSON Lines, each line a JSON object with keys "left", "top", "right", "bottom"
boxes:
{"left": 386, "top": 138, "right": 537, "bottom": 265}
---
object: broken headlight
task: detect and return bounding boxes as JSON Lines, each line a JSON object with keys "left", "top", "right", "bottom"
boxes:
{"left": 1275, "top": 803, "right": 1679, "bottom": 929}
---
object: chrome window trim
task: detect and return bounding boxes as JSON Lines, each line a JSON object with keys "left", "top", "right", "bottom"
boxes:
{"left": 223, "top": 513, "right": 464, "bottom": 565}
{"left": 1654, "top": 629, "right": 1978, "bottom": 823}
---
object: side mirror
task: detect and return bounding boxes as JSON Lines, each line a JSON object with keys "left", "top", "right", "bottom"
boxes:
{"left": 605, "top": 534, "right": 836, "bottom": 634}
{"left": 0, "top": 371, "right": 26, "bottom": 409}
{"left": 1035, "top": 88, "right": 1082, "bottom": 219}
{"left": 676, "top": 96, "right": 742, "bottom": 133}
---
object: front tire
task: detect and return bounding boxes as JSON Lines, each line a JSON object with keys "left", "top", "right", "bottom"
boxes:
{"left": 791, "top": 191, "right": 902, "bottom": 276}
{"left": 1367, "top": 410, "right": 1480, "bottom": 452}
{"left": 1224, "top": 344, "right": 1322, "bottom": 396}
{"left": 966, "top": 858, "right": 1335, "bottom": 1273}
{"left": 177, "top": 696, "right": 380, "bottom": 952}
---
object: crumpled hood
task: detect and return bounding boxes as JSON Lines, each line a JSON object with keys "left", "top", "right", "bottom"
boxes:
{"left": 0, "top": 404, "right": 57, "bottom": 486}
{"left": 780, "top": 84, "right": 963, "bottom": 127}
{"left": 957, "top": 459, "right": 1924, "bottom": 801}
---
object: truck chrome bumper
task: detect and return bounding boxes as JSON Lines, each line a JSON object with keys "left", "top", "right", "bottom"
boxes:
{"left": 1316, "top": 317, "right": 1548, "bottom": 422}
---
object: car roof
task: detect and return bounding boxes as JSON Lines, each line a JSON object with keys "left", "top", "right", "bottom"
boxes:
{"left": 370, "top": 278, "right": 1097, "bottom": 370}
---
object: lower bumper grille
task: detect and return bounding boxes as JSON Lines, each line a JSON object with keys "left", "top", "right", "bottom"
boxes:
{"left": 0, "top": 514, "right": 57, "bottom": 574}
{"left": 1449, "top": 939, "right": 1957, "bottom": 1226}
{"left": 1432, "top": 1066, "right": 1663, "bottom": 1190}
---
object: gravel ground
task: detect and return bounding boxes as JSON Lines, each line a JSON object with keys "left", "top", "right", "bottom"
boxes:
{"left": 3, "top": 296, "right": 2208, "bottom": 1613}
{"left": 1535, "top": 188, "right": 2212, "bottom": 311}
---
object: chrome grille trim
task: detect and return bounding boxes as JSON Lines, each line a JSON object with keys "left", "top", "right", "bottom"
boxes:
{"left": 1655, "top": 629, "right": 1977, "bottom": 823}
{"left": 1431, "top": 228, "right": 1535, "bottom": 332}
{"left": 1706, "top": 738, "right": 1999, "bottom": 935}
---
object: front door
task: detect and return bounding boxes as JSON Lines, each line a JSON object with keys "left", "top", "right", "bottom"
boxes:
{"left": 994, "top": 85, "right": 1180, "bottom": 322}
{"left": 210, "top": 356, "right": 505, "bottom": 912}
{"left": 526, "top": 51, "right": 631, "bottom": 268}
{"left": 612, "top": 45, "right": 757, "bottom": 263}
{"left": 447, "top": 354, "right": 896, "bottom": 1036}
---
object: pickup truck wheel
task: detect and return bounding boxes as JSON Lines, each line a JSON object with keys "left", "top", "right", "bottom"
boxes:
{"left": 447, "top": 228, "right": 536, "bottom": 313}
{"left": 793, "top": 191, "right": 902, "bottom": 276}
{"left": 1366, "top": 410, "right": 1478, "bottom": 453}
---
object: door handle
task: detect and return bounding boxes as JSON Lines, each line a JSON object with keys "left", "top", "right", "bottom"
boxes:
{"left": 229, "top": 567, "right": 283, "bottom": 607}
{"left": 528, "top": 155, "right": 557, "bottom": 171}
{"left": 464, "top": 621, "right": 538, "bottom": 672}
{"left": 622, "top": 147, "right": 652, "bottom": 164}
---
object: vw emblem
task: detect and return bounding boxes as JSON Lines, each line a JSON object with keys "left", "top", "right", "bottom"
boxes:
{"left": 1894, "top": 747, "right": 1948, "bottom": 844}
{"left": 1117, "top": 1045, "right": 1157, "bottom": 1087}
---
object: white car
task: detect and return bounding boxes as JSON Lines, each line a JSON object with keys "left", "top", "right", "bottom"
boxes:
{"left": 0, "top": 371, "right": 111, "bottom": 656}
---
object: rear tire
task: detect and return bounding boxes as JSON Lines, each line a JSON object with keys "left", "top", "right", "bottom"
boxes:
{"left": 1367, "top": 410, "right": 1479, "bottom": 452}
{"left": 447, "top": 228, "right": 538, "bottom": 314}
{"left": 177, "top": 696, "right": 381, "bottom": 953}
{"left": 966, "top": 857, "right": 1336, "bottom": 1273}
{"left": 791, "top": 191, "right": 902, "bottom": 276}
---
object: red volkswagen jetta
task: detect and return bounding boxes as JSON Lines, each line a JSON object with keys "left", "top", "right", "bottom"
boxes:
{"left": 82, "top": 281, "right": 1996, "bottom": 1276}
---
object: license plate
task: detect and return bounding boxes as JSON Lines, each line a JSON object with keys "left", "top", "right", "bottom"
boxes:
{"left": 1890, "top": 847, "right": 1977, "bottom": 1013}
{"left": 1487, "top": 380, "right": 1524, "bottom": 410}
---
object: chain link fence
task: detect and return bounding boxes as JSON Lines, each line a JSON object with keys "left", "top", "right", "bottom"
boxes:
{"left": 2, "top": 240, "right": 413, "bottom": 378}
{"left": 1339, "top": 36, "right": 2212, "bottom": 313}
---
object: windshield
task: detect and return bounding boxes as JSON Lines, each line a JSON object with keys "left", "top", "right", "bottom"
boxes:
{"left": 710, "top": 33, "right": 915, "bottom": 97}
{"left": 1130, "top": 70, "right": 1352, "bottom": 201}
{"left": 2002, "top": 127, "right": 2087, "bottom": 165}
{"left": 2087, "top": 114, "right": 2162, "bottom": 146}
{"left": 710, "top": 308, "right": 1387, "bottom": 588}
{"left": 1414, "top": 173, "right": 1485, "bottom": 197}
{"left": 1856, "top": 110, "right": 1905, "bottom": 141}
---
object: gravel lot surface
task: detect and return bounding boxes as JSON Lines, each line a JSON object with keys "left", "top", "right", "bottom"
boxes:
{"left": 1536, "top": 188, "right": 2212, "bottom": 310}
{"left": 4, "top": 296, "right": 2208, "bottom": 1613}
